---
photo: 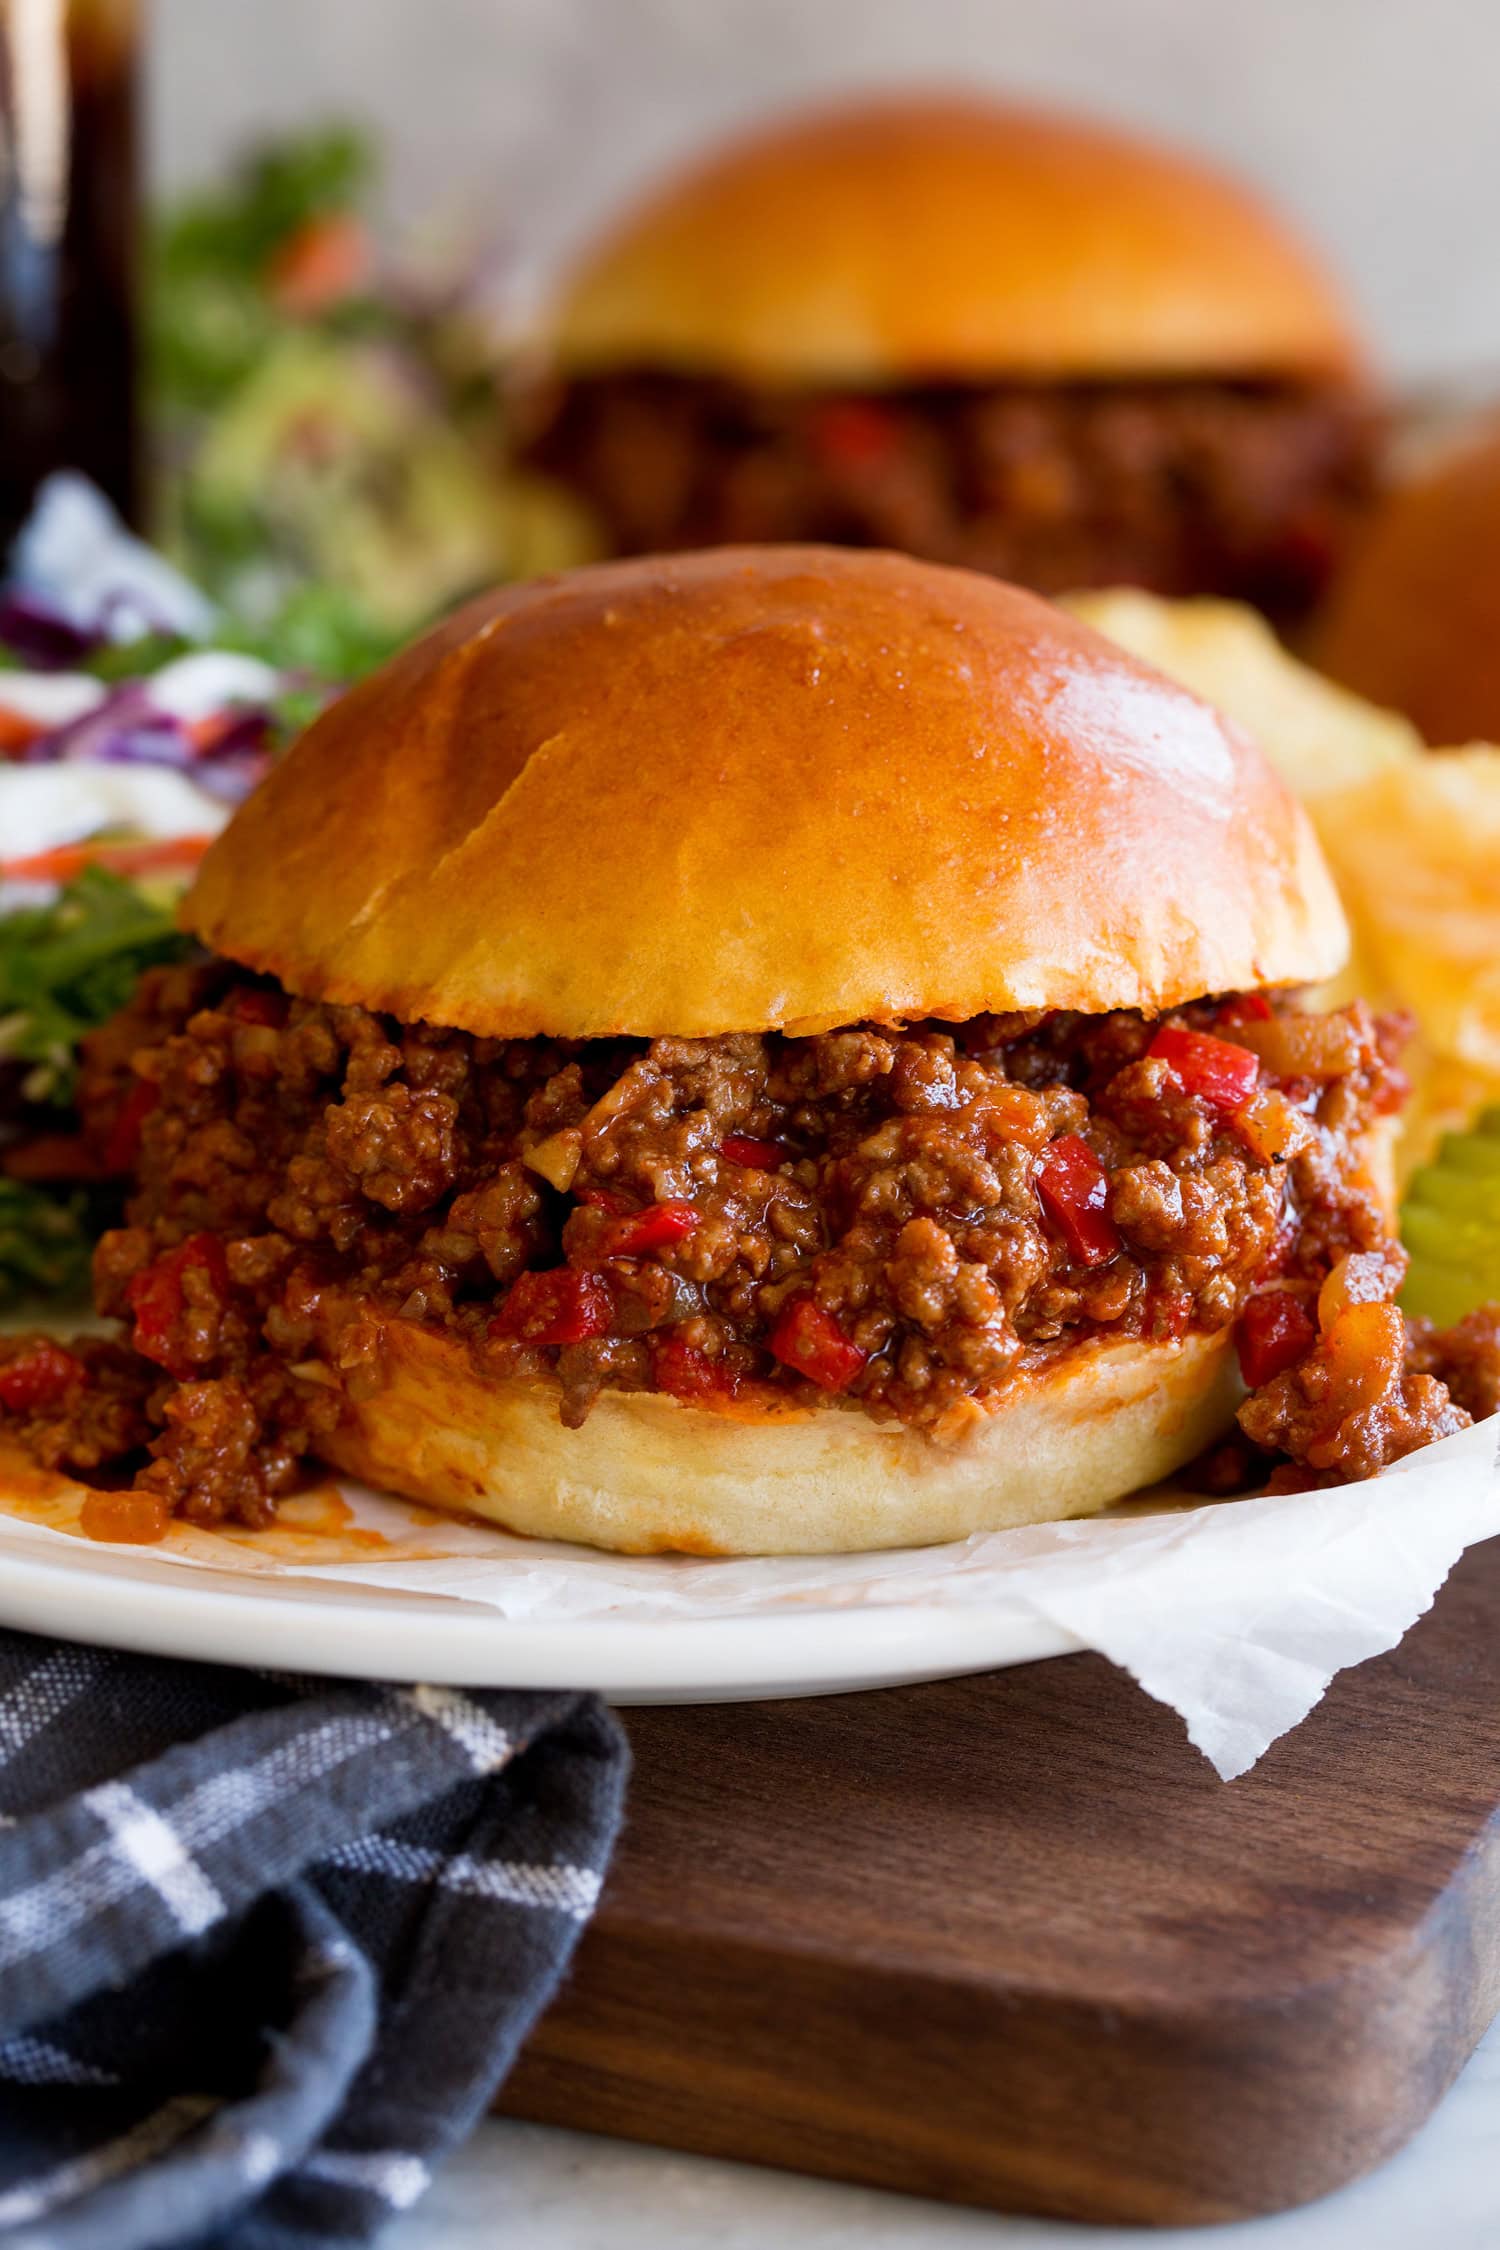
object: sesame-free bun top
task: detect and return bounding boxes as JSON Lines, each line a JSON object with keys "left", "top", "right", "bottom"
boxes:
{"left": 184, "top": 547, "right": 1347, "bottom": 1039}
{"left": 1317, "top": 419, "right": 1500, "bottom": 744}
{"left": 547, "top": 95, "right": 1361, "bottom": 386}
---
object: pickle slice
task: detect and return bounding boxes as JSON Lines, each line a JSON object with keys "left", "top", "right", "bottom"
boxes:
{"left": 1419, "top": 1138, "right": 1500, "bottom": 1180}
{"left": 1402, "top": 1202, "right": 1500, "bottom": 1265}
{"left": 1405, "top": 1169, "right": 1500, "bottom": 1220}
{"left": 1401, "top": 1110, "right": 1500, "bottom": 1322}
{"left": 1402, "top": 1256, "right": 1493, "bottom": 1327}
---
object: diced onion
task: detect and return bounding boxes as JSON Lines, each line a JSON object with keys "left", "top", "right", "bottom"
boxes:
{"left": 1316, "top": 1300, "right": 1406, "bottom": 1419}
{"left": 1317, "top": 1246, "right": 1408, "bottom": 1333}
{"left": 1235, "top": 1014, "right": 1363, "bottom": 1081}
{"left": 1233, "top": 1087, "right": 1315, "bottom": 1165}
{"left": 523, "top": 1128, "right": 582, "bottom": 1193}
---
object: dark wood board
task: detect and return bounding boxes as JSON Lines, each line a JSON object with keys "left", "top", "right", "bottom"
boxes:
{"left": 502, "top": 1533, "right": 1500, "bottom": 2226}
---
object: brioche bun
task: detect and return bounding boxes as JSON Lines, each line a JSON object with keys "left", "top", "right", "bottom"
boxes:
{"left": 185, "top": 546, "right": 1346, "bottom": 1040}
{"left": 313, "top": 1319, "right": 1242, "bottom": 1555}
{"left": 185, "top": 545, "right": 1355, "bottom": 1555}
{"left": 1317, "top": 420, "right": 1500, "bottom": 744}
{"left": 547, "top": 95, "right": 1361, "bottom": 387}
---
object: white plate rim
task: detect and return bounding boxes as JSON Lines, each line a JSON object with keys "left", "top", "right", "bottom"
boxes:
{"left": 0, "top": 1531, "right": 1082, "bottom": 1703}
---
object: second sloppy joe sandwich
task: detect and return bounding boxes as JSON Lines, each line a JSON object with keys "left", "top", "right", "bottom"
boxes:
{"left": 1, "top": 547, "right": 1494, "bottom": 1551}
{"left": 517, "top": 96, "right": 1376, "bottom": 620}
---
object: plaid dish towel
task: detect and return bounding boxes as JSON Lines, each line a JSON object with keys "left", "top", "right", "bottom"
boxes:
{"left": 0, "top": 1628, "right": 628, "bottom": 2250}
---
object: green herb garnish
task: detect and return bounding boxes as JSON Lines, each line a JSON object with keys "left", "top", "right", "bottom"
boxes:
{"left": 150, "top": 126, "right": 374, "bottom": 413}
{"left": 0, "top": 1179, "right": 95, "bottom": 1306}
{"left": 0, "top": 868, "right": 193, "bottom": 1106}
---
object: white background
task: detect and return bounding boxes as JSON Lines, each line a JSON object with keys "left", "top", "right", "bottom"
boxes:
{"left": 153, "top": 0, "right": 1500, "bottom": 386}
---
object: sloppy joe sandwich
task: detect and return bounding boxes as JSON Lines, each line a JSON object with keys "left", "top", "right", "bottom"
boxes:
{"left": 517, "top": 96, "right": 1376, "bottom": 619}
{"left": 1, "top": 547, "right": 1494, "bottom": 1553}
{"left": 1317, "top": 416, "right": 1500, "bottom": 745}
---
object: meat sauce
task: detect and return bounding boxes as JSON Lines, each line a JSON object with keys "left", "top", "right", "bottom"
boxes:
{"left": 0, "top": 962, "right": 1491, "bottom": 1533}
{"left": 521, "top": 371, "right": 1378, "bottom": 618}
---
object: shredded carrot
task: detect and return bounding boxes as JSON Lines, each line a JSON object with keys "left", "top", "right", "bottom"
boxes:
{"left": 0, "top": 709, "right": 43, "bottom": 758}
{"left": 266, "top": 212, "right": 371, "bottom": 316}
{"left": 2, "top": 833, "right": 213, "bottom": 883}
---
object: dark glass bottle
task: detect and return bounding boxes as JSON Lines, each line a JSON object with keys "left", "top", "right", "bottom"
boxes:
{"left": 0, "top": 0, "right": 138, "bottom": 544}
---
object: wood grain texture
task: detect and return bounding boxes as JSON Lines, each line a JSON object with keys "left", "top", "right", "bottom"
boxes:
{"left": 502, "top": 1535, "right": 1500, "bottom": 2224}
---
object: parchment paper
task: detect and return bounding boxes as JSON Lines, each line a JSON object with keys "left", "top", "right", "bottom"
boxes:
{"left": 0, "top": 1413, "right": 1493, "bottom": 1779}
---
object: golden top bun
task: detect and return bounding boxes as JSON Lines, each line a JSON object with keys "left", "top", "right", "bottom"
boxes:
{"left": 548, "top": 95, "right": 1361, "bottom": 386}
{"left": 185, "top": 547, "right": 1348, "bottom": 1039}
{"left": 1317, "top": 421, "right": 1500, "bottom": 745}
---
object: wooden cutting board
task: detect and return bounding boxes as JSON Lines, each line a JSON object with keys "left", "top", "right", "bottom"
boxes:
{"left": 502, "top": 1534, "right": 1500, "bottom": 2226}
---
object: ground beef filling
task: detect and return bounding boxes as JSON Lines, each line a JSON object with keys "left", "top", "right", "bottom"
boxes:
{"left": 0, "top": 965, "right": 1489, "bottom": 1535}
{"left": 521, "top": 370, "right": 1378, "bottom": 617}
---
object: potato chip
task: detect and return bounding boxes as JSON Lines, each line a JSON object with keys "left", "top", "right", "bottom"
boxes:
{"left": 1069, "top": 591, "right": 1500, "bottom": 1180}
{"left": 1065, "top": 588, "right": 1420, "bottom": 799}
{"left": 1315, "top": 750, "right": 1500, "bottom": 1075}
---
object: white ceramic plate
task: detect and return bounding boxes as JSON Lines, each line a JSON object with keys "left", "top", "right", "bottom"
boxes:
{"left": 0, "top": 1514, "right": 1080, "bottom": 1702}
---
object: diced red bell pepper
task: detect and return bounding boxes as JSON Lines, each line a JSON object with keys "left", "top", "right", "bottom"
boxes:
{"left": 654, "top": 1336, "right": 742, "bottom": 1405}
{"left": 489, "top": 1267, "right": 613, "bottom": 1348}
{"left": 768, "top": 1298, "right": 867, "bottom": 1392}
{"left": 597, "top": 1201, "right": 699, "bottom": 1258}
{"left": 124, "top": 1234, "right": 230, "bottom": 1377}
{"left": 1215, "top": 992, "right": 1273, "bottom": 1028}
{"left": 574, "top": 1187, "right": 625, "bottom": 1215}
{"left": 1236, "top": 1291, "right": 1317, "bottom": 1388}
{"left": 1034, "top": 1135, "right": 1120, "bottom": 1267}
{"left": 1160, "top": 1030, "right": 1259, "bottom": 1116}
{"left": 226, "top": 988, "right": 287, "bottom": 1029}
{"left": 102, "top": 1077, "right": 160, "bottom": 1174}
{"left": 810, "top": 399, "right": 900, "bottom": 469}
{"left": 0, "top": 1339, "right": 83, "bottom": 1414}
{"left": 1149, "top": 1025, "right": 1261, "bottom": 1113}
{"left": 1148, "top": 1285, "right": 1194, "bottom": 1342}
{"left": 719, "top": 1135, "right": 787, "bottom": 1171}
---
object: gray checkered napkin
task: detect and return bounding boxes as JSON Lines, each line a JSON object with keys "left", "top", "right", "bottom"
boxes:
{"left": 0, "top": 1629, "right": 628, "bottom": 2249}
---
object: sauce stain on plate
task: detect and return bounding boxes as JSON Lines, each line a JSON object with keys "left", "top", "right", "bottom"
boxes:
{"left": 0, "top": 1448, "right": 406, "bottom": 1567}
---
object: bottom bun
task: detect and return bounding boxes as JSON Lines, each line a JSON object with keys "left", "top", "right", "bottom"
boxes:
{"left": 311, "top": 1319, "right": 1243, "bottom": 1556}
